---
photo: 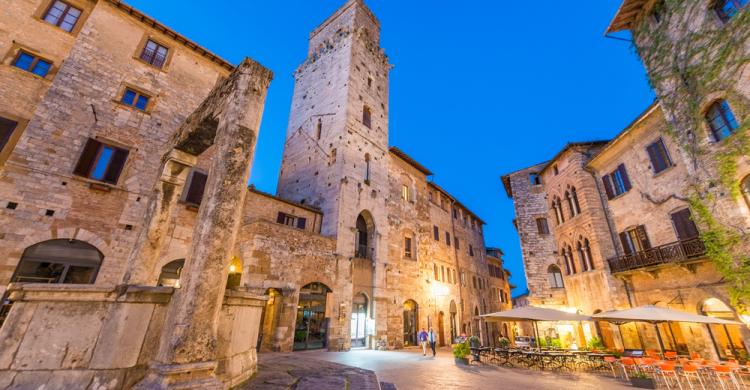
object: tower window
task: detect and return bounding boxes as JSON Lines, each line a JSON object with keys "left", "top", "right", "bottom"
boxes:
{"left": 401, "top": 184, "right": 409, "bottom": 201}
{"left": 139, "top": 39, "right": 169, "bottom": 69}
{"left": 362, "top": 106, "right": 372, "bottom": 128}
{"left": 316, "top": 118, "right": 322, "bottom": 140}
{"left": 43, "top": 1, "right": 82, "bottom": 32}
{"left": 367, "top": 77, "right": 373, "bottom": 88}
{"left": 365, "top": 154, "right": 371, "bottom": 183}
{"left": 705, "top": 100, "right": 739, "bottom": 141}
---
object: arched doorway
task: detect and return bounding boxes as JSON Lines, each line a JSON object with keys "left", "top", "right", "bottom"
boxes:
{"left": 2, "top": 239, "right": 104, "bottom": 325}
{"left": 157, "top": 259, "right": 184, "bottom": 287}
{"left": 259, "top": 288, "right": 282, "bottom": 352}
{"left": 701, "top": 298, "right": 747, "bottom": 360}
{"left": 355, "top": 212, "right": 374, "bottom": 259}
{"left": 351, "top": 293, "right": 368, "bottom": 348}
{"left": 403, "top": 299, "right": 418, "bottom": 346}
{"left": 449, "top": 300, "right": 458, "bottom": 343}
{"left": 294, "top": 282, "right": 331, "bottom": 351}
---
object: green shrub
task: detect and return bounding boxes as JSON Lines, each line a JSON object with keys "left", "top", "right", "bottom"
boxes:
{"left": 586, "top": 337, "right": 604, "bottom": 351}
{"left": 452, "top": 342, "right": 470, "bottom": 359}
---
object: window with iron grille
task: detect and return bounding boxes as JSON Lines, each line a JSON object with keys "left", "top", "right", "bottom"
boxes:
{"left": 43, "top": 0, "right": 82, "bottom": 32}
{"left": 140, "top": 39, "right": 169, "bottom": 68}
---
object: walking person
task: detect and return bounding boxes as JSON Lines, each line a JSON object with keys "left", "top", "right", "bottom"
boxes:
{"left": 418, "top": 328, "right": 428, "bottom": 356}
{"left": 428, "top": 327, "right": 437, "bottom": 357}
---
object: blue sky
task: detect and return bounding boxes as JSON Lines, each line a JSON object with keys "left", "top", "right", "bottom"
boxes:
{"left": 126, "top": 0, "right": 656, "bottom": 296}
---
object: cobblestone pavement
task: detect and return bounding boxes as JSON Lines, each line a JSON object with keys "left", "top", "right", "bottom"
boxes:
{"left": 290, "top": 347, "right": 634, "bottom": 390}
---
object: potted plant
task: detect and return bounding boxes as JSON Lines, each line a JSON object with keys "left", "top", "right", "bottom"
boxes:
{"left": 468, "top": 335, "right": 480, "bottom": 348}
{"left": 498, "top": 337, "right": 510, "bottom": 349}
{"left": 453, "top": 342, "right": 471, "bottom": 365}
{"left": 630, "top": 372, "right": 656, "bottom": 389}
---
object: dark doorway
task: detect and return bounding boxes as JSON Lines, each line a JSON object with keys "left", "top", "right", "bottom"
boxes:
{"left": 294, "top": 282, "right": 331, "bottom": 351}
{"left": 403, "top": 299, "right": 418, "bottom": 346}
{"left": 438, "top": 311, "right": 446, "bottom": 346}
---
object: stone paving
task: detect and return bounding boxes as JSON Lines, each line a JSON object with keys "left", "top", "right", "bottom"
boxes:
{"left": 242, "top": 347, "right": 633, "bottom": 390}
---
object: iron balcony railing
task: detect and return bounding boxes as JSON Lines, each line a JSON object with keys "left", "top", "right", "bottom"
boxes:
{"left": 607, "top": 237, "right": 707, "bottom": 274}
{"left": 355, "top": 245, "right": 372, "bottom": 260}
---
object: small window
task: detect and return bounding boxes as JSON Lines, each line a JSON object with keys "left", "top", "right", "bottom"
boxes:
{"left": 120, "top": 88, "right": 150, "bottom": 111}
{"left": 401, "top": 184, "right": 409, "bottom": 201}
{"left": 43, "top": 0, "right": 82, "bottom": 32}
{"left": 445, "top": 232, "right": 451, "bottom": 246}
{"left": 469, "top": 245, "right": 474, "bottom": 257}
{"left": 548, "top": 265, "right": 564, "bottom": 288}
{"left": 619, "top": 225, "right": 651, "bottom": 255}
{"left": 12, "top": 51, "right": 52, "bottom": 77}
{"left": 0, "top": 117, "right": 19, "bottom": 153}
{"left": 330, "top": 148, "right": 337, "bottom": 165}
{"left": 529, "top": 172, "right": 542, "bottom": 186}
{"left": 73, "top": 138, "right": 129, "bottom": 184}
{"left": 364, "top": 154, "right": 371, "bottom": 183}
{"left": 140, "top": 39, "right": 169, "bottom": 69}
{"left": 316, "top": 118, "right": 322, "bottom": 140}
{"left": 276, "top": 212, "right": 306, "bottom": 230}
{"left": 646, "top": 138, "right": 673, "bottom": 174}
{"left": 536, "top": 218, "right": 549, "bottom": 235}
{"left": 433, "top": 226, "right": 439, "bottom": 241}
{"left": 441, "top": 266, "right": 446, "bottom": 282}
{"left": 452, "top": 269, "right": 457, "bottom": 285}
{"left": 553, "top": 165, "right": 559, "bottom": 175}
{"left": 455, "top": 237, "right": 460, "bottom": 250}
{"left": 715, "top": 0, "right": 748, "bottom": 23}
{"left": 434, "top": 263, "right": 439, "bottom": 280}
{"left": 367, "top": 77, "right": 373, "bottom": 88}
{"left": 404, "top": 236, "right": 412, "bottom": 258}
{"left": 362, "top": 106, "right": 372, "bottom": 128}
{"left": 670, "top": 208, "right": 700, "bottom": 241}
{"left": 705, "top": 100, "right": 739, "bottom": 141}
{"left": 602, "top": 164, "right": 632, "bottom": 199}
{"left": 182, "top": 170, "right": 208, "bottom": 206}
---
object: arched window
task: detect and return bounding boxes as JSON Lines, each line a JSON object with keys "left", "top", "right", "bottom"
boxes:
{"left": 356, "top": 214, "right": 371, "bottom": 259}
{"left": 547, "top": 265, "right": 564, "bottom": 288}
{"left": 12, "top": 239, "right": 103, "bottom": 284}
{"left": 552, "top": 196, "right": 565, "bottom": 225}
{"left": 158, "top": 259, "right": 185, "bottom": 287}
{"left": 362, "top": 105, "right": 372, "bottom": 129}
{"left": 566, "top": 245, "right": 577, "bottom": 274}
{"left": 577, "top": 241, "right": 588, "bottom": 272}
{"left": 565, "top": 191, "right": 575, "bottom": 219}
{"left": 584, "top": 239, "right": 594, "bottom": 270}
{"left": 571, "top": 187, "right": 581, "bottom": 215}
{"left": 705, "top": 100, "right": 739, "bottom": 141}
{"left": 714, "top": 0, "right": 748, "bottom": 23}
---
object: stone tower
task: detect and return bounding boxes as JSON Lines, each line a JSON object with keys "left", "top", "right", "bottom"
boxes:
{"left": 278, "top": 0, "right": 390, "bottom": 258}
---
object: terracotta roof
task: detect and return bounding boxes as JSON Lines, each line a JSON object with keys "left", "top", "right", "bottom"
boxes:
{"left": 107, "top": 0, "right": 234, "bottom": 72}
{"left": 606, "top": 0, "right": 648, "bottom": 33}
{"left": 389, "top": 146, "right": 433, "bottom": 176}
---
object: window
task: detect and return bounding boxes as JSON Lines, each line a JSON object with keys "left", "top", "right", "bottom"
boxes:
{"left": 562, "top": 245, "right": 576, "bottom": 275}
{"left": 460, "top": 271, "right": 466, "bottom": 286}
{"left": 469, "top": 245, "right": 474, "bottom": 257}
{"left": 577, "top": 240, "right": 594, "bottom": 272}
{"left": 548, "top": 265, "right": 564, "bottom": 288}
{"left": 316, "top": 118, "right": 322, "bottom": 140}
{"left": 12, "top": 51, "right": 52, "bottom": 77}
{"left": 565, "top": 189, "right": 580, "bottom": 218}
{"left": 455, "top": 237, "right": 460, "bottom": 250}
{"left": 182, "top": 169, "right": 207, "bottom": 206}
{"left": 276, "top": 212, "right": 307, "bottom": 230}
{"left": 529, "top": 172, "right": 541, "bottom": 186}
{"left": 619, "top": 225, "right": 651, "bottom": 255}
{"left": 404, "top": 236, "right": 413, "bottom": 258}
{"left": 442, "top": 266, "right": 446, "bottom": 282}
{"left": 330, "top": 148, "right": 337, "bottom": 165}
{"left": 43, "top": 1, "right": 82, "bottom": 32}
{"left": 434, "top": 263, "right": 439, "bottom": 280}
{"left": 13, "top": 239, "right": 102, "bottom": 284}
{"left": 705, "top": 100, "right": 739, "bottom": 141}
{"left": 536, "top": 218, "right": 549, "bottom": 235}
{"left": 364, "top": 154, "right": 371, "bottom": 183}
{"left": 362, "top": 106, "right": 372, "bottom": 128}
{"left": 73, "top": 138, "right": 129, "bottom": 184}
{"left": 552, "top": 196, "right": 565, "bottom": 225}
{"left": 120, "top": 88, "right": 150, "bottom": 111}
{"left": 584, "top": 239, "right": 594, "bottom": 270}
{"left": 646, "top": 138, "right": 673, "bottom": 174}
{"left": 553, "top": 165, "right": 559, "bottom": 175}
{"left": 0, "top": 117, "right": 19, "bottom": 153}
{"left": 433, "top": 225, "right": 439, "bottom": 241}
{"left": 472, "top": 276, "right": 477, "bottom": 289}
{"left": 445, "top": 232, "right": 451, "bottom": 246}
{"left": 602, "top": 164, "right": 632, "bottom": 199}
{"left": 140, "top": 39, "right": 169, "bottom": 68}
{"left": 401, "top": 184, "right": 409, "bottom": 201}
{"left": 715, "top": 0, "right": 748, "bottom": 23}
{"left": 670, "top": 208, "right": 700, "bottom": 241}
{"left": 452, "top": 269, "right": 457, "bottom": 285}
{"left": 452, "top": 208, "right": 458, "bottom": 219}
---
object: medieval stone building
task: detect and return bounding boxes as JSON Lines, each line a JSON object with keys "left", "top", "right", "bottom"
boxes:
{"left": 0, "top": 1, "right": 509, "bottom": 386}
{"left": 502, "top": 0, "right": 750, "bottom": 360}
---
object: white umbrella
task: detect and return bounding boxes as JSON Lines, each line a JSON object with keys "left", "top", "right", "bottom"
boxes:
{"left": 481, "top": 306, "right": 591, "bottom": 349}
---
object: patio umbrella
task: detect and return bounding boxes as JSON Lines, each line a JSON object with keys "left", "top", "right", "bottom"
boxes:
{"left": 592, "top": 305, "right": 742, "bottom": 356}
{"left": 481, "top": 306, "right": 591, "bottom": 349}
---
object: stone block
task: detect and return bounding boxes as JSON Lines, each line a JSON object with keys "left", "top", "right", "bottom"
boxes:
{"left": 90, "top": 302, "right": 155, "bottom": 369}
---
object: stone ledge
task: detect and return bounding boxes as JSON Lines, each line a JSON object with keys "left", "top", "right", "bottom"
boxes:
{"left": 7, "top": 283, "right": 173, "bottom": 304}
{"left": 223, "top": 288, "right": 268, "bottom": 307}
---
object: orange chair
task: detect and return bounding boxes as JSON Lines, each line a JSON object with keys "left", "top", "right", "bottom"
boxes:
{"left": 665, "top": 351, "right": 678, "bottom": 360}
{"left": 603, "top": 356, "right": 618, "bottom": 378}
{"left": 646, "top": 349, "right": 661, "bottom": 359}
{"left": 656, "top": 363, "right": 682, "bottom": 389}
{"left": 619, "top": 357, "right": 639, "bottom": 381}
{"left": 712, "top": 365, "right": 741, "bottom": 390}
{"left": 690, "top": 352, "right": 702, "bottom": 360}
{"left": 680, "top": 363, "right": 705, "bottom": 390}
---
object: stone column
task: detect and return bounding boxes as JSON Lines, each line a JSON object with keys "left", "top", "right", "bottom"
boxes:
{"left": 121, "top": 150, "right": 197, "bottom": 286}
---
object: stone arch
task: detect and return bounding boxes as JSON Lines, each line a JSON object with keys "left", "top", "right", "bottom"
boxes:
{"left": 259, "top": 287, "right": 284, "bottom": 352}
{"left": 18, "top": 227, "right": 112, "bottom": 261}
{"left": 355, "top": 210, "right": 375, "bottom": 260}
{"left": 157, "top": 258, "right": 185, "bottom": 287}
{"left": 294, "top": 282, "right": 333, "bottom": 351}
{"left": 10, "top": 239, "right": 104, "bottom": 285}
{"left": 403, "top": 299, "right": 419, "bottom": 346}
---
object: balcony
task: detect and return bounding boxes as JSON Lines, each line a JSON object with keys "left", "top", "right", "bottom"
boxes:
{"left": 355, "top": 245, "right": 372, "bottom": 260}
{"left": 607, "top": 238, "right": 707, "bottom": 274}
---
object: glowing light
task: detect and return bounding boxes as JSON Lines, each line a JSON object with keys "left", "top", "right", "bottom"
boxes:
{"left": 740, "top": 314, "right": 750, "bottom": 325}
{"left": 229, "top": 264, "right": 237, "bottom": 273}
{"left": 431, "top": 284, "right": 449, "bottom": 297}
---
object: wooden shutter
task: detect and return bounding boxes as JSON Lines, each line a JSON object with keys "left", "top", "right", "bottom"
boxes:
{"left": 185, "top": 171, "right": 208, "bottom": 205}
{"left": 276, "top": 212, "right": 285, "bottom": 224}
{"left": 671, "top": 209, "right": 699, "bottom": 240}
{"left": 73, "top": 138, "right": 101, "bottom": 177}
{"left": 636, "top": 225, "right": 651, "bottom": 249}
{"left": 297, "top": 217, "right": 307, "bottom": 230}
{"left": 103, "top": 147, "right": 129, "bottom": 184}
{"left": 619, "top": 232, "right": 632, "bottom": 255}
{"left": 646, "top": 143, "right": 660, "bottom": 172}
{"left": 0, "top": 117, "right": 18, "bottom": 151}
{"left": 602, "top": 175, "right": 615, "bottom": 199}
{"left": 618, "top": 164, "right": 632, "bottom": 191}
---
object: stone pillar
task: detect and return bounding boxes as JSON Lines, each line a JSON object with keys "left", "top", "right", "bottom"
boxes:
{"left": 121, "top": 150, "right": 197, "bottom": 286}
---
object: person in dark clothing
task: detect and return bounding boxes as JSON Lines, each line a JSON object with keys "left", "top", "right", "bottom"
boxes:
{"left": 428, "top": 327, "right": 437, "bottom": 357}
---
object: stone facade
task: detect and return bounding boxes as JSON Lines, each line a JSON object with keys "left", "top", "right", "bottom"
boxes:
{"left": 0, "top": 2, "right": 509, "bottom": 387}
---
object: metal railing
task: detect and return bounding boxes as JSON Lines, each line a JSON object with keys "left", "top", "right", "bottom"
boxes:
{"left": 607, "top": 237, "right": 707, "bottom": 273}
{"left": 355, "top": 245, "right": 372, "bottom": 260}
